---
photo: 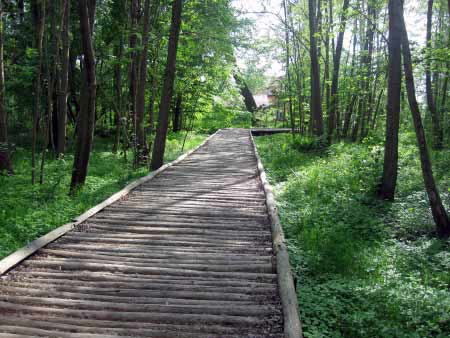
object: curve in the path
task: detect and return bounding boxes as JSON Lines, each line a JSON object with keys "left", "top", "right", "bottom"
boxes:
{"left": 0, "top": 129, "right": 285, "bottom": 338}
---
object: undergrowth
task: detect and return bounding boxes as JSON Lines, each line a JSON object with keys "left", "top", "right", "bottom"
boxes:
{"left": 0, "top": 132, "right": 207, "bottom": 259}
{"left": 255, "top": 133, "right": 450, "bottom": 338}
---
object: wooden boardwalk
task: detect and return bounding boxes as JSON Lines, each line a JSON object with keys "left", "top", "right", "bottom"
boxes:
{"left": 0, "top": 129, "right": 299, "bottom": 338}
{"left": 250, "top": 128, "right": 296, "bottom": 136}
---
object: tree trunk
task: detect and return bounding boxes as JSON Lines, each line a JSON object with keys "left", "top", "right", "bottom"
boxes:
{"left": 342, "top": 95, "right": 357, "bottom": 138}
{"left": 425, "top": 0, "right": 443, "bottom": 149}
{"left": 70, "top": 0, "right": 97, "bottom": 193}
{"left": 0, "top": 1, "right": 12, "bottom": 174}
{"left": 148, "top": 63, "right": 158, "bottom": 132}
{"left": 233, "top": 73, "right": 257, "bottom": 121}
{"left": 371, "top": 88, "right": 385, "bottom": 130}
{"left": 56, "top": 0, "right": 70, "bottom": 157}
{"left": 327, "top": 0, "right": 350, "bottom": 142}
{"left": 308, "top": 0, "right": 324, "bottom": 137}
{"left": 322, "top": 0, "right": 331, "bottom": 117}
{"left": 378, "top": 0, "right": 402, "bottom": 200}
{"left": 351, "top": 108, "right": 361, "bottom": 142}
{"left": 150, "top": 0, "right": 182, "bottom": 170}
{"left": 113, "top": 37, "right": 124, "bottom": 155}
{"left": 400, "top": 7, "right": 450, "bottom": 237}
{"left": 340, "top": 31, "right": 356, "bottom": 137}
{"left": 31, "top": 0, "right": 46, "bottom": 184}
{"left": 359, "top": 4, "right": 375, "bottom": 140}
{"left": 147, "top": 30, "right": 162, "bottom": 133}
{"left": 40, "top": 0, "right": 60, "bottom": 184}
{"left": 135, "top": 0, "right": 159, "bottom": 163}
{"left": 129, "top": 0, "right": 139, "bottom": 164}
{"left": 282, "top": 0, "right": 295, "bottom": 134}
{"left": 18, "top": 0, "right": 25, "bottom": 23}
{"left": 291, "top": 26, "right": 304, "bottom": 134}
{"left": 173, "top": 93, "right": 182, "bottom": 132}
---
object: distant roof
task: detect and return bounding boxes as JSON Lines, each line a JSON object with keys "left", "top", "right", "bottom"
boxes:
{"left": 254, "top": 94, "right": 269, "bottom": 107}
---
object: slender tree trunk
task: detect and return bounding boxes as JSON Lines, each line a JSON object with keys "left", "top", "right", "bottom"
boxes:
{"left": 371, "top": 88, "right": 385, "bottom": 130}
{"left": 323, "top": 0, "right": 331, "bottom": 116}
{"left": 150, "top": 0, "right": 182, "bottom": 170}
{"left": 113, "top": 37, "right": 124, "bottom": 155}
{"left": 441, "top": 74, "right": 448, "bottom": 117}
{"left": 173, "top": 93, "right": 182, "bottom": 132}
{"left": 352, "top": 4, "right": 375, "bottom": 142}
{"left": 291, "top": 10, "right": 303, "bottom": 133}
{"left": 360, "top": 4, "right": 375, "bottom": 140}
{"left": 87, "top": 0, "right": 96, "bottom": 32}
{"left": 378, "top": 0, "right": 402, "bottom": 200}
{"left": 135, "top": 0, "right": 159, "bottom": 163}
{"left": 283, "top": 0, "right": 295, "bottom": 134}
{"left": 337, "top": 33, "right": 352, "bottom": 136}
{"left": 40, "top": 0, "right": 60, "bottom": 184}
{"left": 425, "top": 0, "right": 443, "bottom": 149}
{"left": 294, "top": 60, "right": 304, "bottom": 134}
{"left": 68, "top": 51, "right": 79, "bottom": 120}
{"left": 31, "top": 0, "right": 46, "bottom": 184}
{"left": 341, "top": 30, "right": 357, "bottom": 138}
{"left": 70, "top": 0, "right": 97, "bottom": 192}
{"left": 0, "top": 1, "right": 12, "bottom": 174}
{"left": 441, "top": 1, "right": 449, "bottom": 141}
{"left": 327, "top": 0, "right": 350, "bottom": 142}
{"left": 350, "top": 14, "right": 364, "bottom": 141}
{"left": 342, "top": 95, "right": 357, "bottom": 137}
{"left": 56, "top": 0, "right": 70, "bottom": 157}
{"left": 400, "top": 8, "right": 450, "bottom": 237}
{"left": 129, "top": 0, "right": 139, "bottom": 114}
{"left": 148, "top": 60, "right": 158, "bottom": 132}
{"left": 129, "top": 0, "right": 139, "bottom": 163}
{"left": 351, "top": 108, "right": 361, "bottom": 141}
{"left": 148, "top": 27, "right": 161, "bottom": 134}
{"left": 18, "top": 0, "right": 25, "bottom": 23}
{"left": 308, "top": 0, "right": 324, "bottom": 137}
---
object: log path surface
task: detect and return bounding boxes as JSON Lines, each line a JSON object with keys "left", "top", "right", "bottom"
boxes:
{"left": 0, "top": 129, "right": 288, "bottom": 338}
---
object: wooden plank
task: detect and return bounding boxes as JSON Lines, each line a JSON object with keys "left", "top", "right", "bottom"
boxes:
{"left": 251, "top": 128, "right": 298, "bottom": 136}
{"left": 0, "top": 318, "right": 264, "bottom": 338}
{"left": 21, "top": 260, "right": 277, "bottom": 280}
{"left": 7, "top": 278, "right": 276, "bottom": 295}
{"left": 0, "top": 301, "right": 270, "bottom": 327}
{"left": 11, "top": 270, "right": 276, "bottom": 287}
{"left": 0, "top": 294, "right": 278, "bottom": 316}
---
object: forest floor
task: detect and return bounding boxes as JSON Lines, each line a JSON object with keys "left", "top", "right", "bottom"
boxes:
{"left": 255, "top": 133, "right": 450, "bottom": 338}
{"left": 0, "top": 132, "right": 207, "bottom": 259}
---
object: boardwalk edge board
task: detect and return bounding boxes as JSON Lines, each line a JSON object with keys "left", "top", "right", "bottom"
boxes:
{"left": 250, "top": 130, "right": 303, "bottom": 338}
{"left": 0, "top": 131, "right": 219, "bottom": 276}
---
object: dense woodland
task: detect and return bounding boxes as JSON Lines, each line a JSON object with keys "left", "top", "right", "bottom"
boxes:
{"left": 0, "top": 0, "right": 449, "bottom": 337}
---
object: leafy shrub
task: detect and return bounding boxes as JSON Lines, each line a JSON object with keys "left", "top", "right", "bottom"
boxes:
{"left": 290, "top": 136, "right": 327, "bottom": 152}
{"left": 255, "top": 134, "right": 450, "bottom": 338}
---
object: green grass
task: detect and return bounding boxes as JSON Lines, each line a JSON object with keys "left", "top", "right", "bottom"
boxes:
{"left": 0, "top": 132, "right": 207, "bottom": 259}
{"left": 255, "top": 133, "right": 450, "bottom": 338}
